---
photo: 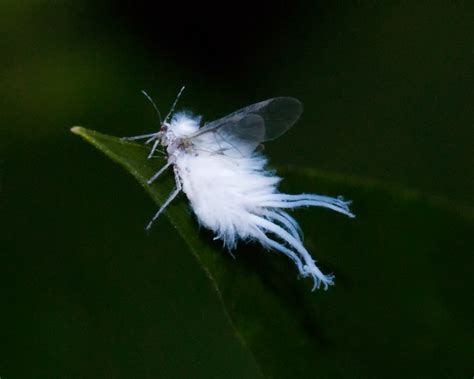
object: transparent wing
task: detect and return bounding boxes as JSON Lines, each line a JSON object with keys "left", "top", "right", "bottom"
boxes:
{"left": 190, "top": 114, "right": 265, "bottom": 156}
{"left": 190, "top": 97, "right": 302, "bottom": 156}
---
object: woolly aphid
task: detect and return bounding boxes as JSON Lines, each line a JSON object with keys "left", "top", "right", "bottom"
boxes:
{"left": 125, "top": 88, "right": 355, "bottom": 290}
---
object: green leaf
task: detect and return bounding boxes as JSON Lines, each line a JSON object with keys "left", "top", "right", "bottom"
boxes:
{"left": 72, "top": 126, "right": 473, "bottom": 378}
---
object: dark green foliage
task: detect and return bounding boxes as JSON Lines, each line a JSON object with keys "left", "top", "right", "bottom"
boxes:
{"left": 72, "top": 127, "right": 474, "bottom": 378}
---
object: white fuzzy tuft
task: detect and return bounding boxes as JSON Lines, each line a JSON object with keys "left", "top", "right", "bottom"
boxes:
{"left": 173, "top": 128, "right": 354, "bottom": 290}
{"left": 170, "top": 112, "right": 201, "bottom": 137}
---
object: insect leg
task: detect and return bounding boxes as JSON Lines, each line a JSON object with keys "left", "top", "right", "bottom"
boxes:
{"left": 145, "top": 135, "right": 158, "bottom": 144}
{"left": 148, "top": 138, "right": 161, "bottom": 159}
{"left": 121, "top": 132, "right": 159, "bottom": 141}
{"left": 147, "top": 161, "right": 172, "bottom": 184}
{"left": 145, "top": 167, "right": 182, "bottom": 230}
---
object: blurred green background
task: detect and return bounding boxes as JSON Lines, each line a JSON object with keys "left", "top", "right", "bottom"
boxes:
{"left": 1, "top": 1, "right": 473, "bottom": 378}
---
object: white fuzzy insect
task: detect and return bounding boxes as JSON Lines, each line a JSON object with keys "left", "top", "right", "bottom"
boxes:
{"left": 126, "top": 88, "right": 355, "bottom": 290}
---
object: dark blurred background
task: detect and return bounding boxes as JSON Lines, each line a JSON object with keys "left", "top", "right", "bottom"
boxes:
{"left": 1, "top": 1, "right": 473, "bottom": 377}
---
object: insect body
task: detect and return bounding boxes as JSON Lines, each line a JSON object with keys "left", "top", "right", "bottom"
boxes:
{"left": 128, "top": 91, "right": 354, "bottom": 290}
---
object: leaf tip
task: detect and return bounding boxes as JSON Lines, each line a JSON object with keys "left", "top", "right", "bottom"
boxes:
{"left": 70, "top": 126, "right": 85, "bottom": 135}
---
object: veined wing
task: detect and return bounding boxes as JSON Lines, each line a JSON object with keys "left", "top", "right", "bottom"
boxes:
{"left": 189, "top": 97, "right": 302, "bottom": 156}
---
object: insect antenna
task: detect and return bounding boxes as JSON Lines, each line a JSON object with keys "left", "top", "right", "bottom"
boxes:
{"left": 145, "top": 86, "right": 184, "bottom": 159}
{"left": 141, "top": 90, "right": 163, "bottom": 126}
{"left": 139, "top": 90, "right": 164, "bottom": 158}
{"left": 121, "top": 91, "right": 162, "bottom": 142}
{"left": 163, "top": 86, "right": 185, "bottom": 124}
{"left": 147, "top": 86, "right": 185, "bottom": 159}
